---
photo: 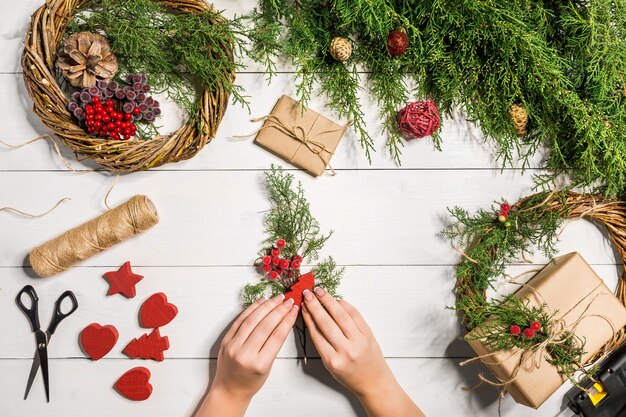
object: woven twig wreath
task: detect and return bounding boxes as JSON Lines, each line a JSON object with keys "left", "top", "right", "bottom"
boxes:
{"left": 22, "top": 0, "right": 234, "bottom": 173}
{"left": 454, "top": 191, "right": 626, "bottom": 362}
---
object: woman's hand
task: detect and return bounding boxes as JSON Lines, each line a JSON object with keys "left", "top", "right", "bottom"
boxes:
{"left": 302, "top": 287, "right": 425, "bottom": 417}
{"left": 196, "top": 294, "right": 299, "bottom": 417}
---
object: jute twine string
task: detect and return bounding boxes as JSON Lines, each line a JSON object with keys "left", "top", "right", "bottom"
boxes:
{"left": 22, "top": 0, "right": 234, "bottom": 173}
{"left": 238, "top": 114, "right": 350, "bottom": 175}
{"left": 0, "top": 135, "right": 79, "bottom": 171}
{"left": 0, "top": 197, "right": 70, "bottom": 218}
{"left": 29, "top": 195, "right": 159, "bottom": 277}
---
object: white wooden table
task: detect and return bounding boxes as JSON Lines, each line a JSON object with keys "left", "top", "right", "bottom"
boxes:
{"left": 0, "top": 1, "right": 620, "bottom": 416}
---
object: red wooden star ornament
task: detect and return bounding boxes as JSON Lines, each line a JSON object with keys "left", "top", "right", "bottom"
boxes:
{"left": 103, "top": 261, "right": 143, "bottom": 298}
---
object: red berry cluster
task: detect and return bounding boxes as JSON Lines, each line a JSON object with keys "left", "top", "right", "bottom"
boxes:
{"left": 259, "top": 239, "right": 303, "bottom": 281}
{"left": 497, "top": 202, "right": 512, "bottom": 228}
{"left": 509, "top": 321, "right": 542, "bottom": 339}
{"left": 84, "top": 97, "right": 138, "bottom": 140}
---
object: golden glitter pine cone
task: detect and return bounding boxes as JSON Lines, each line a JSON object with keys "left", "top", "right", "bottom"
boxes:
{"left": 330, "top": 37, "right": 352, "bottom": 62}
{"left": 57, "top": 32, "right": 118, "bottom": 88}
{"left": 509, "top": 103, "right": 529, "bottom": 136}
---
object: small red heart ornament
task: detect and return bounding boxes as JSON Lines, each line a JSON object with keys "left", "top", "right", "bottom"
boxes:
{"left": 114, "top": 367, "right": 153, "bottom": 401}
{"left": 80, "top": 323, "right": 119, "bottom": 361}
{"left": 284, "top": 272, "right": 315, "bottom": 308}
{"left": 140, "top": 293, "right": 178, "bottom": 328}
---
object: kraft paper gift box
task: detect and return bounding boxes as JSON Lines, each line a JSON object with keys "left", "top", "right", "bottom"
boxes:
{"left": 465, "top": 252, "right": 626, "bottom": 408}
{"left": 254, "top": 95, "right": 348, "bottom": 177}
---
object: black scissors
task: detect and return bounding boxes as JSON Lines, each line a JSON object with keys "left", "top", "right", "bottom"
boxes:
{"left": 16, "top": 285, "right": 78, "bottom": 402}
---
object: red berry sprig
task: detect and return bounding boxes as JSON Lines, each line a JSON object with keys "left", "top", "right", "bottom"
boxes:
{"left": 497, "top": 202, "right": 513, "bottom": 228}
{"left": 509, "top": 321, "right": 542, "bottom": 339}
{"left": 84, "top": 96, "right": 138, "bottom": 140}
{"left": 258, "top": 239, "right": 303, "bottom": 281}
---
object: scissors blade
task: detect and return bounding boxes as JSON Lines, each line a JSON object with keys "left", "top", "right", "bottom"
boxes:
{"left": 23, "top": 348, "right": 41, "bottom": 400}
{"left": 39, "top": 341, "right": 50, "bottom": 403}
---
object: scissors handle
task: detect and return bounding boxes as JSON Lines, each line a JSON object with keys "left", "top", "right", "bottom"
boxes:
{"left": 47, "top": 290, "right": 78, "bottom": 335}
{"left": 15, "top": 285, "right": 40, "bottom": 332}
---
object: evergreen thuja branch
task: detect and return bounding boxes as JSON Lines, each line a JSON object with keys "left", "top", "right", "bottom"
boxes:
{"left": 243, "top": 166, "right": 343, "bottom": 304}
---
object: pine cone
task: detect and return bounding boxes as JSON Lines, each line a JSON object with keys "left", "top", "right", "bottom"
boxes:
{"left": 330, "top": 37, "right": 352, "bottom": 62}
{"left": 509, "top": 103, "right": 529, "bottom": 136}
{"left": 57, "top": 32, "right": 118, "bottom": 88}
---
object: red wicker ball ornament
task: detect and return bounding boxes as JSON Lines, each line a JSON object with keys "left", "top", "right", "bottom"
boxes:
{"left": 396, "top": 99, "right": 441, "bottom": 139}
{"left": 387, "top": 30, "right": 409, "bottom": 56}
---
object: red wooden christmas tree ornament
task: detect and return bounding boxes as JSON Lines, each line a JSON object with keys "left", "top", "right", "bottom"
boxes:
{"left": 284, "top": 271, "right": 315, "bottom": 308}
{"left": 80, "top": 323, "right": 119, "bottom": 361}
{"left": 114, "top": 367, "right": 153, "bottom": 401}
{"left": 139, "top": 292, "right": 178, "bottom": 328}
{"left": 123, "top": 328, "right": 170, "bottom": 361}
{"left": 103, "top": 261, "right": 143, "bottom": 298}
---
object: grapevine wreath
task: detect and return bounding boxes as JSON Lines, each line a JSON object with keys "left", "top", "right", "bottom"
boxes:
{"left": 22, "top": 0, "right": 238, "bottom": 172}
{"left": 445, "top": 191, "right": 626, "bottom": 377}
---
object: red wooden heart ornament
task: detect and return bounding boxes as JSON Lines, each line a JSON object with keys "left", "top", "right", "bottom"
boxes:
{"left": 114, "top": 367, "right": 153, "bottom": 401}
{"left": 80, "top": 323, "right": 119, "bottom": 361}
{"left": 284, "top": 271, "right": 315, "bottom": 308}
{"left": 140, "top": 292, "right": 178, "bottom": 328}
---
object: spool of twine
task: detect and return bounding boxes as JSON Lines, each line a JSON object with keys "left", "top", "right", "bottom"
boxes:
{"left": 29, "top": 195, "right": 159, "bottom": 277}
{"left": 330, "top": 37, "right": 352, "bottom": 62}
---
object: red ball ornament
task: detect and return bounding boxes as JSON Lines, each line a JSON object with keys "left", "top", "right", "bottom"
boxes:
{"left": 501, "top": 203, "right": 511, "bottom": 213}
{"left": 276, "top": 239, "right": 286, "bottom": 248}
{"left": 292, "top": 260, "right": 301, "bottom": 269}
{"left": 279, "top": 259, "right": 290, "bottom": 269}
{"left": 262, "top": 264, "right": 272, "bottom": 272}
{"left": 397, "top": 99, "right": 441, "bottom": 139}
{"left": 293, "top": 255, "right": 303, "bottom": 263}
{"left": 387, "top": 29, "right": 409, "bottom": 57}
{"left": 268, "top": 271, "right": 279, "bottom": 280}
{"left": 262, "top": 256, "right": 271, "bottom": 265}
{"left": 271, "top": 256, "right": 280, "bottom": 266}
{"left": 530, "top": 321, "right": 542, "bottom": 331}
{"left": 271, "top": 248, "right": 281, "bottom": 257}
{"left": 523, "top": 328, "right": 535, "bottom": 339}
{"left": 509, "top": 325, "right": 521, "bottom": 335}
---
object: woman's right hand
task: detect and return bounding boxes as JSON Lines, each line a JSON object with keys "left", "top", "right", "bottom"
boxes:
{"left": 302, "top": 287, "right": 425, "bottom": 417}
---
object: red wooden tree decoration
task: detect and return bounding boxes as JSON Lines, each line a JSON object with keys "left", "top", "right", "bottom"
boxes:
{"left": 139, "top": 292, "right": 178, "bottom": 328}
{"left": 114, "top": 367, "right": 153, "bottom": 401}
{"left": 80, "top": 323, "right": 119, "bottom": 361}
{"left": 284, "top": 271, "right": 315, "bottom": 308}
{"left": 103, "top": 261, "right": 143, "bottom": 298}
{"left": 123, "top": 328, "right": 170, "bottom": 361}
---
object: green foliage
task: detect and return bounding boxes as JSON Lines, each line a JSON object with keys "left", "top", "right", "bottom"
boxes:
{"left": 444, "top": 191, "right": 570, "bottom": 329}
{"left": 242, "top": 166, "right": 343, "bottom": 304}
{"left": 468, "top": 296, "right": 585, "bottom": 377}
{"left": 249, "top": 0, "right": 626, "bottom": 196}
{"left": 67, "top": 0, "right": 246, "bottom": 134}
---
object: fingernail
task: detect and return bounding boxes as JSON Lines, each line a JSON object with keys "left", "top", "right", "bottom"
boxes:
{"left": 272, "top": 294, "right": 285, "bottom": 303}
{"left": 314, "top": 287, "right": 326, "bottom": 296}
{"left": 292, "top": 305, "right": 299, "bottom": 312}
{"left": 284, "top": 297, "right": 294, "bottom": 306}
{"left": 303, "top": 289, "right": 313, "bottom": 301}
{"left": 258, "top": 296, "right": 268, "bottom": 304}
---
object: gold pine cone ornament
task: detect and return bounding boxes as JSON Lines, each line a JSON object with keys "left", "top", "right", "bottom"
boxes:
{"left": 57, "top": 32, "right": 118, "bottom": 88}
{"left": 330, "top": 37, "right": 352, "bottom": 62}
{"left": 509, "top": 103, "right": 529, "bottom": 137}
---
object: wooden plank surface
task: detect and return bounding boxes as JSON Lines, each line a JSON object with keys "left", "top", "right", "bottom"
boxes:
{"left": 0, "top": 1, "right": 616, "bottom": 417}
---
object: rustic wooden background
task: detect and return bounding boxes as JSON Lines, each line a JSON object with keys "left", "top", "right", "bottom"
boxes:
{"left": 0, "top": 1, "right": 619, "bottom": 416}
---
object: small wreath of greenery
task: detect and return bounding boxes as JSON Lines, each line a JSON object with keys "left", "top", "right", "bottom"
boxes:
{"left": 445, "top": 191, "right": 626, "bottom": 377}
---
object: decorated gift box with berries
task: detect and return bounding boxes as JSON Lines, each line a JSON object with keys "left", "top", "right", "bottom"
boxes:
{"left": 242, "top": 166, "right": 344, "bottom": 308}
